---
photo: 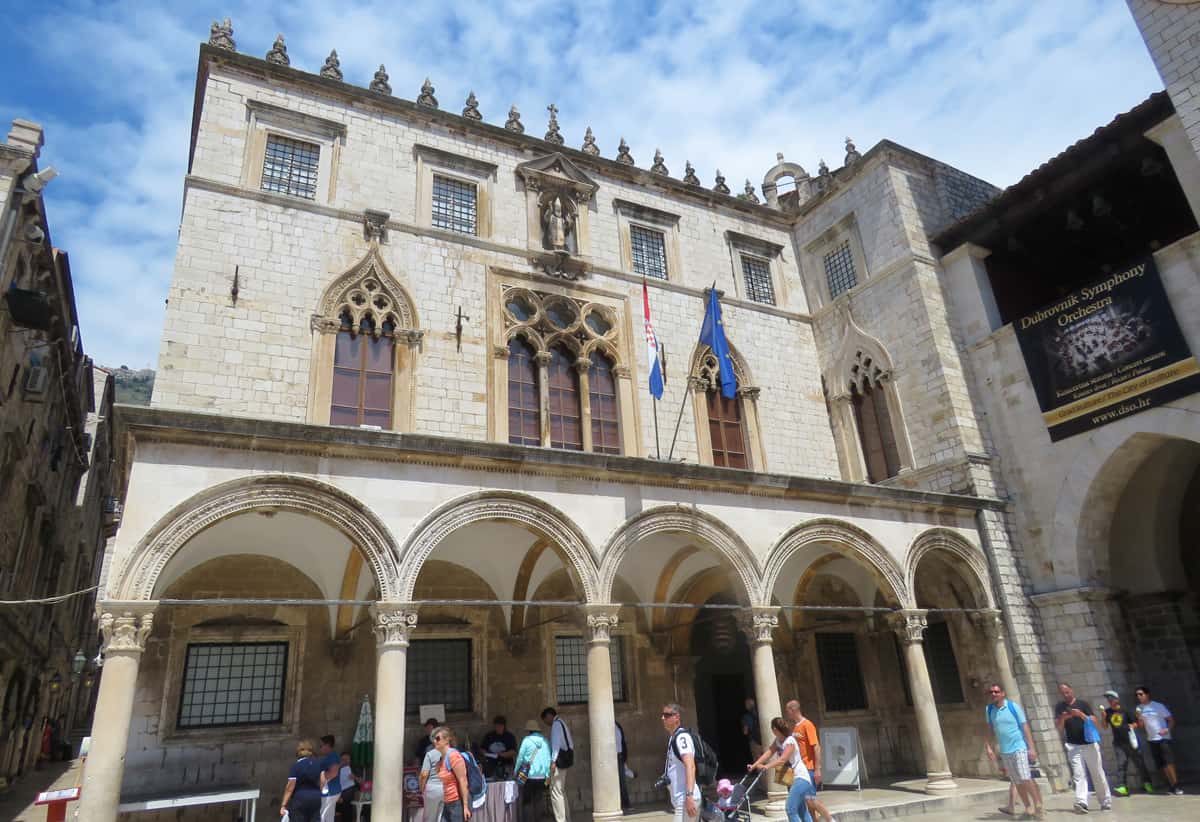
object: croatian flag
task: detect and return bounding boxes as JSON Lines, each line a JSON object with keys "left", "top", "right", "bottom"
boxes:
{"left": 643, "top": 280, "right": 665, "bottom": 399}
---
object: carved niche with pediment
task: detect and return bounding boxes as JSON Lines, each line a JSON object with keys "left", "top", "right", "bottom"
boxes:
{"left": 516, "top": 153, "right": 599, "bottom": 280}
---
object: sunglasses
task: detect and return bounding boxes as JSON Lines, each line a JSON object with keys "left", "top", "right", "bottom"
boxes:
{"left": 661, "top": 711, "right": 678, "bottom": 718}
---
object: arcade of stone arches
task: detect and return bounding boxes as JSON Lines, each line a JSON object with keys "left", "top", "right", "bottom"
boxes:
{"left": 81, "top": 476, "right": 1019, "bottom": 822}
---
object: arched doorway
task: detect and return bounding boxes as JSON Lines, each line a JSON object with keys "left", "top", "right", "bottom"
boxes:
{"left": 689, "top": 592, "right": 753, "bottom": 772}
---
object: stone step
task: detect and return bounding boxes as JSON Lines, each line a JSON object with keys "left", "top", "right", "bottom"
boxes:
{"left": 820, "top": 785, "right": 1012, "bottom": 821}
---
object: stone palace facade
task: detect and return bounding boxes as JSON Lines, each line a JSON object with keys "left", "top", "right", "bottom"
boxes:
{"left": 84, "top": 7, "right": 1200, "bottom": 820}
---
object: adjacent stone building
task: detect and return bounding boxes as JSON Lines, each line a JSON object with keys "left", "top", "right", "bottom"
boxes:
{"left": 86, "top": 11, "right": 1199, "bottom": 822}
{"left": 0, "top": 120, "right": 116, "bottom": 793}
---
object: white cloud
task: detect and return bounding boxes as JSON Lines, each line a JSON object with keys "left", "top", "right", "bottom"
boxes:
{"left": 0, "top": 0, "right": 1163, "bottom": 367}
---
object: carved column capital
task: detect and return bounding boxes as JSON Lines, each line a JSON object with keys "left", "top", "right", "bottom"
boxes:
{"left": 739, "top": 606, "right": 779, "bottom": 644}
{"left": 98, "top": 601, "right": 158, "bottom": 655}
{"left": 889, "top": 609, "right": 928, "bottom": 645}
{"left": 397, "top": 329, "right": 425, "bottom": 349}
{"left": 969, "top": 609, "right": 1004, "bottom": 642}
{"left": 573, "top": 357, "right": 592, "bottom": 373}
{"left": 494, "top": 344, "right": 512, "bottom": 360}
{"left": 584, "top": 604, "right": 620, "bottom": 644}
{"left": 611, "top": 364, "right": 631, "bottom": 378}
{"left": 535, "top": 351, "right": 553, "bottom": 367}
{"left": 371, "top": 604, "right": 419, "bottom": 649}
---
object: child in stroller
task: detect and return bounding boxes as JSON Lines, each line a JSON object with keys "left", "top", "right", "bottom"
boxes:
{"left": 705, "top": 772, "right": 760, "bottom": 822}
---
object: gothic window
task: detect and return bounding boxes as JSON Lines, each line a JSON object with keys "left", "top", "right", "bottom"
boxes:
{"left": 740, "top": 254, "right": 776, "bottom": 305}
{"left": 547, "top": 346, "right": 583, "bottom": 451}
{"left": 707, "top": 390, "right": 747, "bottom": 469}
{"left": 431, "top": 174, "right": 477, "bottom": 235}
{"left": 824, "top": 239, "right": 857, "bottom": 298}
{"left": 500, "top": 287, "right": 629, "bottom": 454}
{"left": 588, "top": 353, "right": 620, "bottom": 455}
{"left": 630, "top": 225, "right": 668, "bottom": 280}
{"left": 261, "top": 135, "right": 320, "bottom": 199}
{"left": 815, "top": 632, "right": 868, "bottom": 711}
{"left": 331, "top": 313, "right": 395, "bottom": 428}
{"left": 851, "top": 380, "right": 900, "bottom": 482}
{"left": 507, "top": 337, "right": 541, "bottom": 447}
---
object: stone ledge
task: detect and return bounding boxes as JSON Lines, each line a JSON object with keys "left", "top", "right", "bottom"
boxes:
{"left": 114, "top": 404, "right": 1005, "bottom": 515}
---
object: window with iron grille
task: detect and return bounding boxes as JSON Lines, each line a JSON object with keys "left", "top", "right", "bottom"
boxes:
{"left": 923, "top": 620, "right": 965, "bottom": 704}
{"left": 824, "top": 240, "right": 857, "bottom": 298}
{"left": 630, "top": 225, "right": 668, "bottom": 280}
{"left": 407, "top": 639, "right": 472, "bottom": 714}
{"left": 740, "top": 255, "right": 775, "bottom": 305}
{"left": 177, "top": 642, "right": 287, "bottom": 729}
{"left": 261, "top": 135, "right": 320, "bottom": 200}
{"left": 431, "top": 174, "right": 478, "bottom": 235}
{"left": 555, "top": 635, "right": 626, "bottom": 704}
{"left": 815, "top": 632, "right": 868, "bottom": 711}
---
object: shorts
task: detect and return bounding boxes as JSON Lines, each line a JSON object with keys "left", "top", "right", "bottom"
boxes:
{"left": 1000, "top": 750, "right": 1032, "bottom": 783}
{"left": 808, "top": 769, "right": 820, "bottom": 792}
{"left": 1149, "top": 740, "right": 1175, "bottom": 768}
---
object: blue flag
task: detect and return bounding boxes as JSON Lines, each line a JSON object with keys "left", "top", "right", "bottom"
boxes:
{"left": 698, "top": 288, "right": 737, "bottom": 399}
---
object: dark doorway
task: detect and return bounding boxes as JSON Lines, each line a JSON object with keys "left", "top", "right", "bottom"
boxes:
{"left": 690, "top": 595, "right": 753, "bottom": 774}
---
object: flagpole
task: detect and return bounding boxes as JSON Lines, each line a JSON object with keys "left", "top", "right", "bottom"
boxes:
{"left": 665, "top": 382, "right": 689, "bottom": 461}
{"left": 653, "top": 397, "right": 661, "bottom": 459}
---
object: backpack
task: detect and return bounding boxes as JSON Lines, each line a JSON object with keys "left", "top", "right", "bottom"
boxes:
{"left": 447, "top": 748, "right": 487, "bottom": 808}
{"left": 670, "top": 727, "right": 719, "bottom": 786}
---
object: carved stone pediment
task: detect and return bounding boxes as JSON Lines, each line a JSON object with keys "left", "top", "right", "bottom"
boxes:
{"left": 516, "top": 153, "right": 599, "bottom": 203}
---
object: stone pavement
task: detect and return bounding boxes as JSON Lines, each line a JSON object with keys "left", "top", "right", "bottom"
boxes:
{"left": 0, "top": 759, "right": 78, "bottom": 821}
{"left": 885, "top": 790, "right": 1199, "bottom": 820}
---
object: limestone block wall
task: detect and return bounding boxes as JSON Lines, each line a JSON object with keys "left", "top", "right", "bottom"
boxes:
{"left": 157, "top": 59, "right": 841, "bottom": 477}
{"left": 1127, "top": 0, "right": 1200, "bottom": 159}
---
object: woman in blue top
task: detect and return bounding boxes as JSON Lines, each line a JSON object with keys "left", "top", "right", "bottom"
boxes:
{"left": 514, "top": 720, "right": 553, "bottom": 822}
{"left": 280, "top": 739, "right": 324, "bottom": 821}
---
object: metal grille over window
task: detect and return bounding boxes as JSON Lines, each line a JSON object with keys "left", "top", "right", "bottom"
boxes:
{"left": 923, "top": 620, "right": 965, "bottom": 704}
{"left": 630, "top": 225, "right": 668, "bottom": 280}
{"left": 740, "top": 255, "right": 775, "bottom": 305}
{"left": 406, "top": 639, "right": 472, "bottom": 713}
{"left": 261, "top": 135, "right": 320, "bottom": 200}
{"left": 555, "top": 635, "right": 626, "bottom": 704}
{"left": 178, "top": 642, "right": 287, "bottom": 729}
{"left": 815, "top": 632, "right": 868, "bottom": 711}
{"left": 431, "top": 174, "right": 478, "bottom": 235}
{"left": 824, "top": 240, "right": 857, "bottom": 298}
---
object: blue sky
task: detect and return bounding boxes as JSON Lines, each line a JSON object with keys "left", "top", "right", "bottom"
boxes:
{"left": 0, "top": 1, "right": 1163, "bottom": 369}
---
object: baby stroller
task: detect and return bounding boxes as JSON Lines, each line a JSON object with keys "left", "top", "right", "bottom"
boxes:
{"left": 702, "top": 771, "right": 762, "bottom": 822}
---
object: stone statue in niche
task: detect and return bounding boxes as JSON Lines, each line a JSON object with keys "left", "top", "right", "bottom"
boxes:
{"left": 540, "top": 192, "right": 576, "bottom": 255}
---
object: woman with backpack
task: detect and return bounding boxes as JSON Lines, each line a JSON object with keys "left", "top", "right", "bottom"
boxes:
{"left": 749, "top": 717, "right": 815, "bottom": 822}
{"left": 515, "top": 719, "right": 553, "bottom": 822}
{"left": 432, "top": 726, "right": 472, "bottom": 821}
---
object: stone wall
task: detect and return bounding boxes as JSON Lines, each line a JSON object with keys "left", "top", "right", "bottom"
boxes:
{"left": 1127, "top": 0, "right": 1200, "bottom": 159}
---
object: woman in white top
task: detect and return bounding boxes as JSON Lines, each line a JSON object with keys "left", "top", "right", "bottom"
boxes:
{"left": 750, "top": 717, "right": 816, "bottom": 822}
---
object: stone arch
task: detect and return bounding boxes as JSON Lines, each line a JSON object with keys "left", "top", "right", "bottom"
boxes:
{"left": 905, "top": 527, "right": 995, "bottom": 609}
{"left": 762, "top": 154, "right": 811, "bottom": 210}
{"left": 762, "top": 517, "right": 910, "bottom": 608}
{"left": 598, "top": 504, "right": 763, "bottom": 604}
{"left": 112, "top": 475, "right": 402, "bottom": 601}
{"left": 689, "top": 340, "right": 755, "bottom": 392}
{"left": 316, "top": 245, "right": 418, "bottom": 331}
{"left": 505, "top": 325, "right": 546, "bottom": 354}
{"left": 830, "top": 312, "right": 896, "bottom": 393}
{"left": 396, "top": 490, "right": 600, "bottom": 603}
{"left": 1051, "top": 410, "right": 1200, "bottom": 588}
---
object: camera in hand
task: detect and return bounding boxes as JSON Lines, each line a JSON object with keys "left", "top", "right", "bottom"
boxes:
{"left": 654, "top": 775, "right": 669, "bottom": 790}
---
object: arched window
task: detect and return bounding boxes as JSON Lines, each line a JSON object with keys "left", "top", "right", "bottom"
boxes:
{"left": 707, "top": 389, "right": 747, "bottom": 468}
{"left": 331, "top": 313, "right": 395, "bottom": 428}
{"left": 507, "top": 337, "right": 541, "bottom": 447}
{"left": 689, "top": 345, "right": 764, "bottom": 470}
{"left": 547, "top": 346, "right": 583, "bottom": 450}
{"left": 588, "top": 353, "right": 620, "bottom": 455}
{"left": 851, "top": 380, "right": 900, "bottom": 482}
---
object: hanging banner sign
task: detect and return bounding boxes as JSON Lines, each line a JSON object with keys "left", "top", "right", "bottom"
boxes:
{"left": 1012, "top": 255, "right": 1200, "bottom": 442}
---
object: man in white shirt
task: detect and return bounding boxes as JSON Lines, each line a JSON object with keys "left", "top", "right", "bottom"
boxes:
{"left": 660, "top": 703, "right": 699, "bottom": 821}
{"left": 541, "top": 707, "right": 573, "bottom": 822}
{"left": 1135, "top": 686, "right": 1183, "bottom": 795}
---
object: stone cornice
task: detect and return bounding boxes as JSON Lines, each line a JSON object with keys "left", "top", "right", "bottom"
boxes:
{"left": 113, "top": 405, "right": 1004, "bottom": 516}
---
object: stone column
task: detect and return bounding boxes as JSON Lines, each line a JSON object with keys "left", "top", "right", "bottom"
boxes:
{"left": 575, "top": 357, "right": 593, "bottom": 452}
{"left": 748, "top": 607, "right": 787, "bottom": 811}
{"left": 78, "top": 602, "right": 157, "bottom": 822}
{"left": 890, "top": 610, "right": 957, "bottom": 793}
{"left": 972, "top": 609, "right": 1022, "bottom": 705}
{"left": 536, "top": 350, "right": 552, "bottom": 447}
{"left": 371, "top": 604, "right": 418, "bottom": 821}
{"left": 585, "top": 605, "right": 622, "bottom": 822}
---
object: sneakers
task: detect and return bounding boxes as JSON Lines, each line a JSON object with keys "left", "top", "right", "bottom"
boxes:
{"left": 1144, "top": 782, "right": 1155, "bottom": 794}
{"left": 1100, "top": 799, "right": 1112, "bottom": 811}
{"left": 1172, "top": 786, "right": 1184, "bottom": 795}
{"left": 1073, "top": 801, "right": 1089, "bottom": 814}
{"left": 1114, "top": 786, "right": 1128, "bottom": 796}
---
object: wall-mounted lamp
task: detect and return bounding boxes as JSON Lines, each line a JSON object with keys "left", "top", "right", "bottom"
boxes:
{"left": 48, "top": 672, "right": 63, "bottom": 693}
{"left": 72, "top": 649, "right": 87, "bottom": 676}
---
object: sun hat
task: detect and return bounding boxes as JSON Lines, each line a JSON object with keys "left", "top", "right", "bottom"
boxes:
{"left": 1103, "top": 689, "right": 1119, "bottom": 700}
{"left": 524, "top": 719, "right": 541, "bottom": 733}
{"left": 717, "top": 778, "right": 734, "bottom": 795}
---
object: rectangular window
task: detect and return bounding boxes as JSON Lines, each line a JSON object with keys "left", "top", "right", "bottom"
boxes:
{"left": 331, "top": 330, "right": 394, "bottom": 429}
{"left": 588, "top": 356, "right": 621, "bottom": 455}
{"left": 555, "top": 635, "right": 626, "bottom": 704}
{"left": 824, "top": 240, "right": 857, "bottom": 298}
{"left": 815, "top": 632, "right": 868, "bottom": 711}
{"left": 923, "top": 620, "right": 965, "bottom": 704}
{"left": 261, "top": 135, "right": 320, "bottom": 200}
{"left": 629, "top": 225, "right": 668, "bottom": 280}
{"left": 407, "top": 639, "right": 472, "bottom": 714}
{"left": 431, "top": 174, "right": 478, "bottom": 235}
{"left": 740, "top": 255, "right": 776, "bottom": 305}
{"left": 177, "top": 642, "right": 287, "bottom": 729}
{"left": 706, "top": 390, "right": 748, "bottom": 469}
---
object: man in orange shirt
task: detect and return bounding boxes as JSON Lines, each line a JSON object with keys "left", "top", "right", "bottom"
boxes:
{"left": 786, "top": 700, "right": 835, "bottom": 822}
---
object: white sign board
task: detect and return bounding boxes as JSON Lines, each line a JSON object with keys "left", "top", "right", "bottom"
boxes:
{"left": 820, "top": 727, "right": 863, "bottom": 789}
{"left": 419, "top": 704, "right": 446, "bottom": 723}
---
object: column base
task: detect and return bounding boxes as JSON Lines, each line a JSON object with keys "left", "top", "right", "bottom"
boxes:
{"left": 591, "top": 812, "right": 624, "bottom": 822}
{"left": 764, "top": 789, "right": 788, "bottom": 814}
{"left": 924, "top": 771, "right": 958, "bottom": 794}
